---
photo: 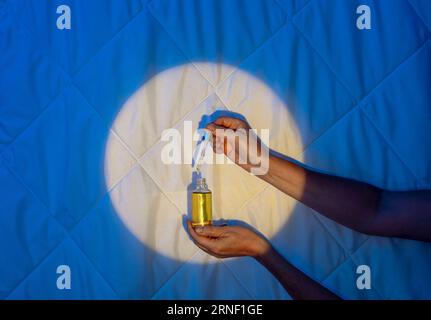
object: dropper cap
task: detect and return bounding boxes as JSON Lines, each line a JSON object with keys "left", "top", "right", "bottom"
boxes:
{"left": 196, "top": 177, "right": 209, "bottom": 192}
{"left": 196, "top": 177, "right": 206, "bottom": 188}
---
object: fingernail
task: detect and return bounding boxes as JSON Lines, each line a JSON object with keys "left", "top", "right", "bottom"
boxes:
{"left": 195, "top": 227, "right": 204, "bottom": 233}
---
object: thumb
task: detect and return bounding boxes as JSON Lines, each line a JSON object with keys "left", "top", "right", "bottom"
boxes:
{"left": 195, "top": 225, "right": 223, "bottom": 237}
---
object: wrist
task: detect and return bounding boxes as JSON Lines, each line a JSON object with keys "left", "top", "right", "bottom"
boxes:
{"left": 251, "top": 237, "right": 271, "bottom": 259}
{"left": 235, "top": 150, "right": 275, "bottom": 174}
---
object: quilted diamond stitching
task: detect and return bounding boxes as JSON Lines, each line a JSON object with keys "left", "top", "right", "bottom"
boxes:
{"left": 5, "top": 7, "right": 176, "bottom": 157}
{"left": 321, "top": 254, "right": 383, "bottom": 299}
{"left": 361, "top": 38, "right": 431, "bottom": 184}
{"left": 71, "top": 80, "right": 219, "bottom": 297}
{"left": 147, "top": 0, "right": 289, "bottom": 87}
{"left": 140, "top": 0, "right": 418, "bottom": 298}
{"left": 1, "top": 5, "right": 149, "bottom": 155}
{"left": 1, "top": 80, "right": 135, "bottom": 299}
{"left": 72, "top": 165, "right": 202, "bottom": 299}
{"left": 150, "top": 251, "right": 255, "bottom": 300}
{"left": 216, "top": 22, "right": 356, "bottom": 157}
{"left": 3, "top": 0, "right": 430, "bottom": 299}
{"left": 293, "top": 0, "right": 431, "bottom": 101}
{"left": 149, "top": 250, "right": 200, "bottom": 300}
{"left": 3, "top": 12, "right": 305, "bottom": 299}
{"left": 6, "top": 238, "right": 121, "bottom": 299}
{"left": 0, "top": 162, "right": 66, "bottom": 298}
{"left": 360, "top": 108, "right": 421, "bottom": 184}
{"left": 66, "top": 0, "right": 426, "bottom": 300}
{"left": 220, "top": 261, "right": 257, "bottom": 299}
{"left": 68, "top": 98, "right": 204, "bottom": 298}
{"left": 12, "top": 0, "right": 144, "bottom": 76}
{"left": 63, "top": 20, "right": 226, "bottom": 297}
{"left": 408, "top": 0, "right": 431, "bottom": 32}
{"left": 298, "top": 37, "right": 431, "bottom": 158}
{"left": 70, "top": 5, "right": 146, "bottom": 77}
{"left": 275, "top": 0, "right": 313, "bottom": 18}
{"left": 291, "top": 22, "right": 357, "bottom": 101}
{"left": 0, "top": 25, "right": 68, "bottom": 152}
{"left": 2, "top": 161, "right": 121, "bottom": 299}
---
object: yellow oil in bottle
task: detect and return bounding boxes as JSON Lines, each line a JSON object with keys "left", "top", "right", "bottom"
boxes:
{"left": 192, "top": 178, "right": 212, "bottom": 226}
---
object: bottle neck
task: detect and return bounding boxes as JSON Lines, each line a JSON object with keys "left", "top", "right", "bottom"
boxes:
{"left": 196, "top": 178, "right": 210, "bottom": 192}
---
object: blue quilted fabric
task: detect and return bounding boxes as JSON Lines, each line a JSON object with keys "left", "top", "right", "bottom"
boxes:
{"left": 0, "top": 0, "right": 430, "bottom": 299}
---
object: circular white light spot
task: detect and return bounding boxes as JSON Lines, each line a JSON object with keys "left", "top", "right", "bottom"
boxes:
{"left": 105, "top": 63, "right": 303, "bottom": 262}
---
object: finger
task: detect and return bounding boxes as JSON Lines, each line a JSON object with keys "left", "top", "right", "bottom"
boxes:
{"left": 224, "top": 136, "right": 232, "bottom": 157}
{"left": 194, "top": 225, "right": 224, "bottom": 238}
{"left": 187, "top": 222, "right": 228, "bottom": 258}
{"left": 187, "top": 221, "right": 216, "bottom": 247}
{"left": 206, "top": 123, "right": 217, "bottom": 134}
{"left": 187, "top": 220, "right": 200, "bottom": 239}
{"left": 194, "top": 241, "right": 223, "bottom": 258}
{"left": 215, "top": 140, "right": 224, "bottom": 154}
{"left": 211, "top": 136, "right": 217, "bottom": 153}
{"left": 208, "top": 125, "right": 227, "bottom": 154}
{"left": 209, "top": 130, "right": 226, "bottom": 154}
{"left": 206, "top": 123, "right": 225, "bottom": 134}
{"left": 214, "top": 117, "right": 248, "bottom": 130}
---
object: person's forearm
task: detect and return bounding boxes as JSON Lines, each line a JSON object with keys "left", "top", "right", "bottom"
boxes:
{"left": 244, "top": 152, "right": 383, "bottom": 235}
{"left": 256, "top": 246, "right": 340, "bottom": 300}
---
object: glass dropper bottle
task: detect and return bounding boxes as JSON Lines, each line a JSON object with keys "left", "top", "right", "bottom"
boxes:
{"left": 191, "top": 175, "right": 213, "bottom": 227}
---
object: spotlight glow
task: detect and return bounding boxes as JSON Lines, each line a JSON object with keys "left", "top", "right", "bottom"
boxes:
{"left": 104, "top": 63, "right": 303, "bottom": 261}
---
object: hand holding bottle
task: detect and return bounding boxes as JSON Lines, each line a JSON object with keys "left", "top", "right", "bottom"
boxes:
{"left": 187, "top": 220, "right": 270, "bottom": 258}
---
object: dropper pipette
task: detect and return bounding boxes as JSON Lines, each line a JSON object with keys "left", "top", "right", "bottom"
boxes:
{"left": 192, "top": 130, "right": 212, "bottom": 173}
